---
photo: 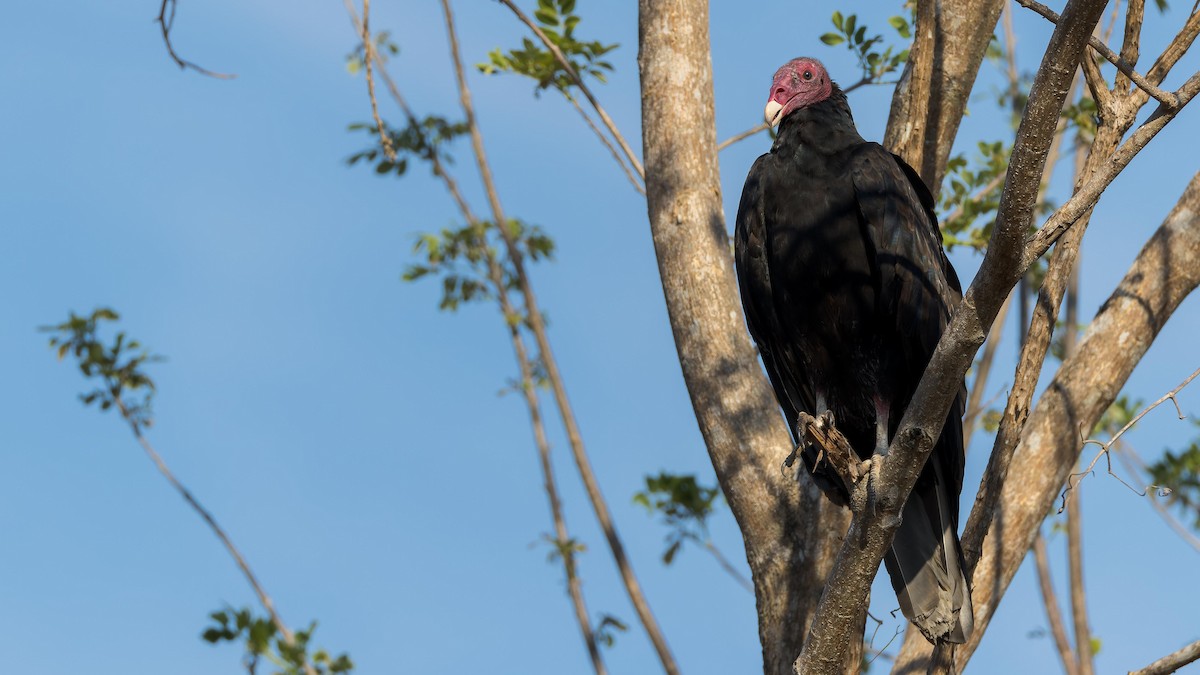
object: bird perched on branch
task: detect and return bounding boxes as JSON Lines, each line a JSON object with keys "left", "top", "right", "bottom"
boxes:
{"left": 733, "top": 57, "right": 973, "bottom": 644}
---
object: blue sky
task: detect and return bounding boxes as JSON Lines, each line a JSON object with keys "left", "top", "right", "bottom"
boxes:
{"left": 2, "top": 1, "right": 1198, "bottom": 673}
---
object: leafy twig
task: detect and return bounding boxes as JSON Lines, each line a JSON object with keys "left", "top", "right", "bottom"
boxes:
{"left": 493, "top": 0, "right": 644, "bottom": 179}
{"left": 44, "top": 310, "right": 315, "bottom": 675}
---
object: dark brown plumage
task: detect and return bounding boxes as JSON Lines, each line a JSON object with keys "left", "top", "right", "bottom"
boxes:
{"left": 735, "top": 57, "right": 973, "bottom": 644}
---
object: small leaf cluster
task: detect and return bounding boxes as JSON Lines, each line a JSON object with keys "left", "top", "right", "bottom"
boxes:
{"left": 939, "top": 140, "right": 1011, "bottom": 251}
{"left": 1061, "top": 96, "right": 1099, "bottom": 143}
{"left": 594, "top": 613, "right": 628, "bottom": 649}
{"left": 541, "top": 533, "right": 587, "bottom": 565}
{"left": 42, "top": 308, "right": 161, "bottom": 429}
{"left": 1146, "top": 420, "right": 1200, "bottom": 529}
{"left": 633, "top": 472, "right": 721, "bottom": 564}
{"left": 477, "top": 0, "right": 617, "bottom": 95}
{"left": 403, "top": 219, "right": 555, "bottom": 313}
{"left": 344, "top": 30, "right": 400, "bottom": 75}
{"left": 347, "top": 116, "right": 469, "bottom": 177}
{"left": 819, "top": 12, "right": 911, "bottom": 86}
{"left": 203, "top": 607, "right": 353, "bottom": 675}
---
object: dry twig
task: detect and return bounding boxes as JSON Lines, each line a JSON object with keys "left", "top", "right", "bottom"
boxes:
{"left": 1061, "top": 366, "right": 1199, "bottom": 509}
{"left": 1033, "top": 534, "right": 1080, "bottom": 675}
{"left": 156, "top": 0, "right": 235, "bottom": 79}
{"left": 1128, "top": 639, "right": 1200, "bottom": 675}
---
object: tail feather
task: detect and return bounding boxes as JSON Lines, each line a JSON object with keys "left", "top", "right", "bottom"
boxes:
{"left": 883, "top": 459, "right": 973, "bottom": 644}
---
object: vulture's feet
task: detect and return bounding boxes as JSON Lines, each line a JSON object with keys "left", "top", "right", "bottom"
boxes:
{"left": 787, "top": 411, "right": 860, "bottom": 494}
{"left": 851, "top": 456, "right": 884, "bottom": 515}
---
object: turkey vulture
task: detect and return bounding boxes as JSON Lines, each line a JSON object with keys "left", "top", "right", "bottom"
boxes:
{"left": 733, "top": 57, "right": 973, "bottom": 644}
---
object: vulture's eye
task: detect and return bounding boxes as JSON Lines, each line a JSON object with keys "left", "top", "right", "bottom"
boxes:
{"left": 802, "top": 70, "right": 813, "bottom": 81}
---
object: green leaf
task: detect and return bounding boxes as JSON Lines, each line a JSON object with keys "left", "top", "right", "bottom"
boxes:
{"left": 820, "top": 33, "right": 845, "bottom": 46}
{"left": 831, "top": 10, "right": 844, "bottom": 30}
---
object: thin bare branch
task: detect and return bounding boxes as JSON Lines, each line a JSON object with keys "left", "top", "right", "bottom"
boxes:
{"left": 114, "top": 399, "right": 314, "bottom": 675}
{"left": 1066, "top": 488, "right": 1094, "bottom": 675}
{"left": 702, "top": 540, "right": 755, "bottom": 594}
{"left": 717, "top": 123, "right": 770, "bottom": 152}
{"left": 502, "top": 272, "right": 608, "bottom": 675}
{"left": 1063, "top": 148, "right": 1093, "bottom": 675}
{"left": 1128, "top": 639, "right": 1200, "bottom": 675}
{"left": 155, "top": 0, "right": 235, "bottom": 79}
{"left": 440, "top": 2, "right": 679, "bottom": 672}
{"left": 494, "top": 0, "right": 645, "bottom": 179}
{"left": 1015, "top": 0, "right": 1179, "bottom": 107}
{"left": 1033, "top": 534, "right": 1080, "bottom": 675}
{"left": 566, "top": 94, "right": 644, "bottom": 194}
{"left": 1063, "top": 366, "right": 1199, "bottom": 504}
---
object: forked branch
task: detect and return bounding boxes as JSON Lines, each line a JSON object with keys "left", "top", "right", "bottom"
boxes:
{"left": 1015, "top": 0, "right": 1178, "bottom": 107}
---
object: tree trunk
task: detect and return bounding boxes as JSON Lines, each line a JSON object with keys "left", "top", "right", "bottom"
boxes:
{"left": 637, "top": 1, "right": 851, "bottom": 672}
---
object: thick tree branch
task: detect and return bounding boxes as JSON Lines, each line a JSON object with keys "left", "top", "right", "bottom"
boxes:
{"left": 1128, "top": 639, "right": 1200, "bottom": 675}
{"left": 494, "top": 0, "right": 644, "bottom": 180}
{"left": 958, "top": 171, "right": 1200, "bottom": 663}
{"left": 796, "top": 2, "right": 1110, "bottom": 671}
{"left": 439, "top": 2, "right": 680, "bottom": 672}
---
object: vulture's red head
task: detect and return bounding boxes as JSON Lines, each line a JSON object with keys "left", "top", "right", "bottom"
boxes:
{"left": 764, "top": 57, "right": 833, "bottom": 127}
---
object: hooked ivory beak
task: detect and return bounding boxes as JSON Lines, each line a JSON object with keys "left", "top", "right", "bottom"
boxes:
{"left": 764, "top": 99, "right": 783, "bottom": 127}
